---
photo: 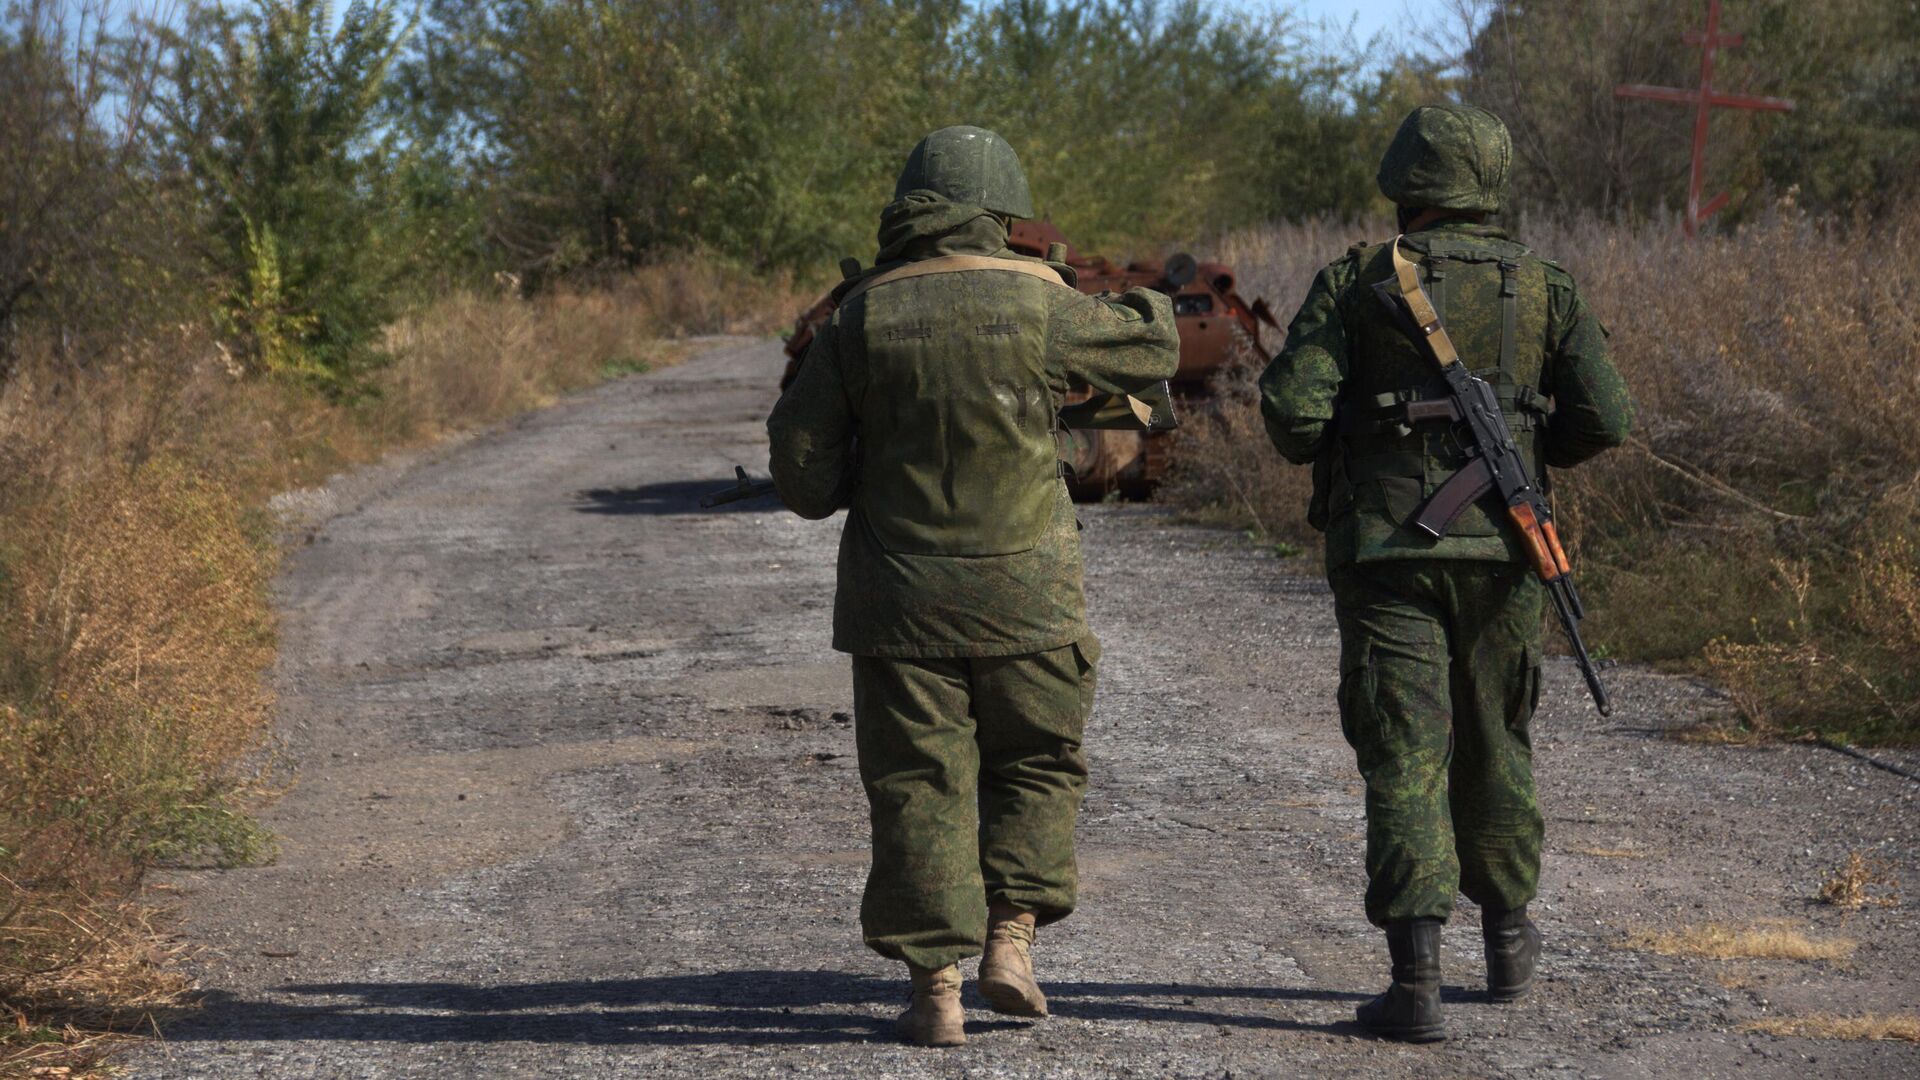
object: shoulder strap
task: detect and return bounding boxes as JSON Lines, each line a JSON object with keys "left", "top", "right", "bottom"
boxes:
{"left": 838, "top": 254, "right": 1066, "bottom": 305}
{"left": 1499, "top": 258, "right": 1522, "bottom": 376}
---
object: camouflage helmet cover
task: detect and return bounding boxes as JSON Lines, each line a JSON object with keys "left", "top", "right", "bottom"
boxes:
{"left": 1376, "top": 104, "right": 1513, "bottom": 213}
{"left": 893, "top": 125, "right": 1035, "bottom": 219}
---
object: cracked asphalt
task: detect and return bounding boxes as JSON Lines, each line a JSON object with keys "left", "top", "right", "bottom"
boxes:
{"left": 132, "top": 338, "right": 1920, "bottom": 1079}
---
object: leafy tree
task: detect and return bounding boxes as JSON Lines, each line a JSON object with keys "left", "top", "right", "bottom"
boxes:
{"left": 947, "top": 0, "right": 1295, "bottom": 251}
{"left": 1263, "top": 54, "right": 1456, "bottom": 222}
{"left": 1749, "top": 0, "right": 1920, "bottom": 214}
{"left": 404, "top": 0, "right": 1341, "bottom": 272}
{"left": 155, "top": 0, "right": 414, "bottom": 392}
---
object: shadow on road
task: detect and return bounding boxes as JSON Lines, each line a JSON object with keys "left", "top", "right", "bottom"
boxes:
{"left": 574, "top": 481, "right": 783, "bottom": 516}
{"left": 155, "top": 970, "right": 1366, "bottom": 1047}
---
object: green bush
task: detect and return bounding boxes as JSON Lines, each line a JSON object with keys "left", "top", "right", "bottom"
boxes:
{"left": 157, "top": 0, "right": 416, "bottom": 394}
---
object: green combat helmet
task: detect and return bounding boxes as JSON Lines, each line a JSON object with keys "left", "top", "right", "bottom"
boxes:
{"left": 1376, "top": 104, "right": 1513, "bottom": 212}
{"left": 893, "top": 125, "right": 1035, "bottom": 219}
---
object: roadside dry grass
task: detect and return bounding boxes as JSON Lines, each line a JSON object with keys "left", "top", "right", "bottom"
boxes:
{"left": 1744, "top": 1014, "right": 1920, "bottom": 1042}
{"left": 1164, "top": 204, "right": 1920, "bottom": 745}
{"left": 1624, "top": 922, "right": 1857, "bottom": 961}
{"left": 0, "top": 256, "right": 801, "bottom": 1072}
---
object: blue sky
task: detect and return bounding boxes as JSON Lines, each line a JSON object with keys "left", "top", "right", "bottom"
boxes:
{"left": 1292, "top": 1, "right": 1407, "bottom": 41}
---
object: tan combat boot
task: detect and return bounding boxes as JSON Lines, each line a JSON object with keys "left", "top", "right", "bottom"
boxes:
{"left": 896, "top": 962, "right": 966, "bottom": 1047}
{"left": 978, "top": 902, "right": 1048, "bottom": 1017}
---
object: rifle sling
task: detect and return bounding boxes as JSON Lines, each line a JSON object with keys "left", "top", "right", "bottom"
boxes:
{"left": 1498, "top": 258, "right": 1520, "bottom": 376}
{"left": 1388, "top": 236, "right": 1463, "bottom": 369}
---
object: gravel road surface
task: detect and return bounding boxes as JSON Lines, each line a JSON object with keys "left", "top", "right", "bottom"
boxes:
{"left": 134, "top": 338, "right": 1919, "bottom": 1079}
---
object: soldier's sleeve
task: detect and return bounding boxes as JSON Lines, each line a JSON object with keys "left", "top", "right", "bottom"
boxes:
{"left": 1540, "top": 267, "right": 1634, "bottom": 470}
{"left": 766, "top": 317, "right": 856, "bottom": 520}
{"left": 1046, "top": 285, "right": 1180, "bottom": 393}
{"left": 1258, "top": 263, "right": 1348, "bottom": 466}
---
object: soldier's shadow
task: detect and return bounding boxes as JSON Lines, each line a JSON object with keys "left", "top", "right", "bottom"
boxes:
{"left": 155, "top": 970, "right": 1366, "bottom": 1047}
{"left": 574, "top": 481, "right": 784, "bottom": 516}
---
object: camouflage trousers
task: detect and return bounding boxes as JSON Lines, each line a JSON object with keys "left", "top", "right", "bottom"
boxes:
{"left": 1330, "top": 560, "right": 1546, "bottom": 926}
{"left": 850, "top": 638, "right": 1098, "bottom": 970}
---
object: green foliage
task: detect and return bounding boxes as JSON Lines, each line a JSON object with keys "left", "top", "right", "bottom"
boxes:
{"left": 1265, "top": 56, "right": 1455, "bottom": 221}
{"left": 1750, "top": 0, "right": 1920, "bottom": 214}
{"left": 948, "top": 1, "right": 1295, "bottom": 251}
{"left": 157, "top": 1, "right": 416, "bottom": 394}
{"left": 403, "top": 0, "right": 1399, "bottom": 273}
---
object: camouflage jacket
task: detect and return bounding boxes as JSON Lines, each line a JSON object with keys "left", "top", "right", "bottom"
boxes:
{"left": 1258, "top": 220, "right": 1633, "bottom": 571}
{"left": 768, "top": 194, "right": 1180, "bottom": 657}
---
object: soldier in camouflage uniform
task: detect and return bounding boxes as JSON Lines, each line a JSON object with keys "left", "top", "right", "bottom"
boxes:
{"left": 1258, "top": 105, "right": 1633, "bottom": 1041}
{"left": 767, "top": 126, "right": 1180, "bottom": 1047}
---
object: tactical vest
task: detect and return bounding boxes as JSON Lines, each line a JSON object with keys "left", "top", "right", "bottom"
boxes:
{"left": 1318, "top": 232, "right": 1553, "bottom": 555}
{"left": 840, "top": 261, "right": 1068, "bottom": 557}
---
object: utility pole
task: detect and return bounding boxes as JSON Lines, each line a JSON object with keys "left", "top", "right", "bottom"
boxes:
{"left": 1614, "top": 0, "right": 1795, "bottom": 236}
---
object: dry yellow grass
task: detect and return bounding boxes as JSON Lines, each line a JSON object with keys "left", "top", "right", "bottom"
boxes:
{"left": 1625, "top": 922, "right": 1857, "bottom": 961}
{"left": 1744, "top": 1014, "right": 1920, "bottom": 1042}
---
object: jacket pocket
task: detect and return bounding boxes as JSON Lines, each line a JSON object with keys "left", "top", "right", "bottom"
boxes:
{"left": 1345, "top": 451, "right": 1423, "bottom": 534}
{"left": 1378, "top": 476, "right": 1423, "bottom": 528}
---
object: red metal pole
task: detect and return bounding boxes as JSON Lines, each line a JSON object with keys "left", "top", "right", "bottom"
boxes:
{"left": 1614, "top": 0, "right": 1795, "bottom": 237}
{"left": 1684, "top": 0, "right": 1722, "bottom": 236}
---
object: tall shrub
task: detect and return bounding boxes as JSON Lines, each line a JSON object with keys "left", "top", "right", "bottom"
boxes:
{"left": 156, "top": 0, "right": 414, "bottom": 394}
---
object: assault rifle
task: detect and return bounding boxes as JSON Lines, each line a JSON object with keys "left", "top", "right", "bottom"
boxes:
{"left": 1376, "top": 238, "right": 1612, "bottom": 716}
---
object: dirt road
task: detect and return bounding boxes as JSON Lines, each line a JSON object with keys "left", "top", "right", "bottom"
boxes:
{"left": 135, "top": 339, "right": 1919, "bottom": 1079}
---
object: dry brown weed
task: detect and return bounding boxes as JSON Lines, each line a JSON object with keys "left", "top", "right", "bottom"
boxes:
{"left": 1819, "top": 852, "right": 1901, "bottom": 910}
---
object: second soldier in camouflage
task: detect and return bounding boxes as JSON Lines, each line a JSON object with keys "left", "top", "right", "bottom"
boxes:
{"left": 1259, "top": 104, "right": 1633, "bottom": 1041}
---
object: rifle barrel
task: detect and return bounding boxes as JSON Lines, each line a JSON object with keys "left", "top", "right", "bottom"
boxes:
{"left": 1549, "top": 581, "right": 1612, "bottom": 717}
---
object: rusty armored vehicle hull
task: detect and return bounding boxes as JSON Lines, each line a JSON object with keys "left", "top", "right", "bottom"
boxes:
{"left": 781, "top": 220, "right": 1276, "bottom": 498}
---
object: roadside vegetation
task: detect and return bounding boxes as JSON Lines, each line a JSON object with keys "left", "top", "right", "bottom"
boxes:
{"left": 1, "top": 0, "right": 1915, "bottom": 1070}
{"left": 0, "top": 264, "right": 792, "bottom": 1072}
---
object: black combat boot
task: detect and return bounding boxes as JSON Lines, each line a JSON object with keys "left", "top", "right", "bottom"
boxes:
{"left": 1483, "top": 906, "right": 1542, "bottom": 1002}
{"left": 1355, "top": 918, "right": 1445, "bottom": 1042}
